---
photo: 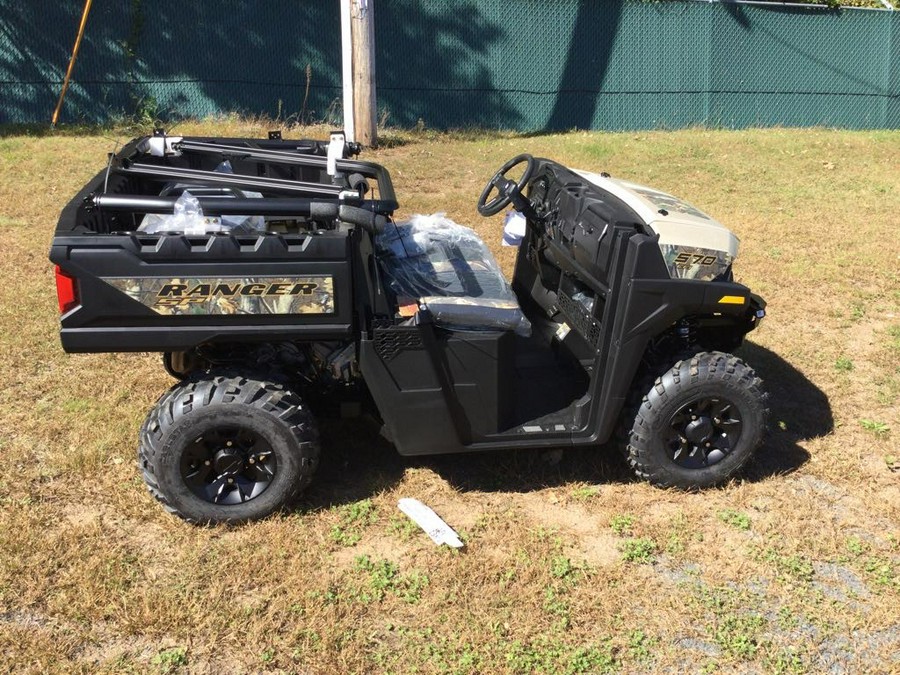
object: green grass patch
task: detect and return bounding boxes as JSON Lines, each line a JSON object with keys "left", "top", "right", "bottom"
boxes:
{"left": 330, "top": 499, "right": 378, "bottom": 546}
{"left": 151, "top": 646, "right": 188, "bottom": 674}
{"left": 505, "top": 636, "right": 618, "bottom": 675}
{"left": 610, "top": 514, "right": 635, "bottom": 536}
{"left": 713, "top": 613, "right": 766, "bottom": 660}
{"left": 755, "top": 546, "right": 814, "bottom": 583}
{"left": 353, "top": 555, "right": 429, "bottom": 604}
{"left": 717, "top": 509, "right": 752, "bottom": 531}
{"left": 621, "top": 538, "right": 656, "bottom": 564}
{"left": 834, "top": 357, "right": 854, "bottom": 372}
{"left": 859, "top": 419, "right": 890, "bottom": 437}
{"left": 570, "top": 485, "right": 601, "bottom": 501}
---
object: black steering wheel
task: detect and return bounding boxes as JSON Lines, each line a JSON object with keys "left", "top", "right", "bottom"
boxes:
{"left": 477, "top": 154, "right": 535, "bottom": 217}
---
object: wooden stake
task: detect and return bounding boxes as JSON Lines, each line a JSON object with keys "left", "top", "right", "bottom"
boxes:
{"left": 52, "top": 0, "right": 94, "bottom": 127}
{"left": 350, "top": 0, "right": 377, "bottom": 147}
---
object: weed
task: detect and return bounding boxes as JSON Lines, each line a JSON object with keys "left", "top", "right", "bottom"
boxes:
{"left": 498, "top": 568, "right": 516, "bottom": 588}
{"left": 846, "top": 537, "right": 866, "bottom": 556}
{"left": 388, "top": 514, "right": 418, "bottom": 540}
{"left": 776, "top": 606, "right": 799, "bottom": 631}
{"left": 717, "top": 509, "right": 751, "bottom": 531}
{"left": 150, "top": 647, "right": 187, "bottom": 674}
{"left": 330, "top": 499, "right": 377, "bottom": 546}
{"left": 550, "top": 555, "right": 576, "bottom": 580}
{"left": 713, "top": 613, "right": 765, "bottom": 660}
{"left": 610, "top": 514, "right": 635, "bottom": 536}
{"left": 859, "top": 419, "right": 890, "bottom": 436}
{"left": 353, "top": 555, "right": 430, "bottom": 603}
{"left": 621, "top": 538, "right": 656, "bottom": 564}
{"left": 330, "top": 525, "right": 361, "bottom": 546}
{"left": 863, "top": 556, "right": 898, "bottom": 588}
{"left": 504, "top": 637, "right": 617, "bottom": 674}
{"left": 260, "top": 648, "right": 276, "bottom": 664}
{"left": 567, "top": 644, "right": 618, "bottom": 674}
{"left": 834, "top": 356, "right": 854, "bottom": 372}
{"left": 765, "top": 646, "right": 805, "bottom": 674}
{"left": 543, "top": 586, "right": 571, "bottom": 630}
{"left": 756, "top": 547, "right": 814, "bottom": 583}
{"left": 887, "top": 324, "right": 900, "bottom": 352}
{"left": 570, "top": 485, "right": 601, "bottom": 501}
{"left": 627, "top": 629, "right": 656, "bottom": 662}
{"left": 666, "top": 532, "right": 686, "bottom": 555}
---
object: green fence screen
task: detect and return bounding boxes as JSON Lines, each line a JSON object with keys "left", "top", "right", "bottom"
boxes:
{"left": 1, "top": 0, "right": 897, "bottom": 130}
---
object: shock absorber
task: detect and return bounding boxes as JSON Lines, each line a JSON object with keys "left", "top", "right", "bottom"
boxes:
{"left": 677, "top": 317, "right": 697, "bottom": 348}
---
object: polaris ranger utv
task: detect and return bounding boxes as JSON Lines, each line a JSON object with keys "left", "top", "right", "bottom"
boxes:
{"left": 51, "top": 132, "right": 767, "bottom": 523}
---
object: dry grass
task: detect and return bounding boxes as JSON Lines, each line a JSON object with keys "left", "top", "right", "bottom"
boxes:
{"left": 0, "top": 118, "right": 898, "bottom": 674}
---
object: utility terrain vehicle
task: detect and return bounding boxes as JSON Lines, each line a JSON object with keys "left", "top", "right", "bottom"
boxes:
{"left": 51, "top": 132, "right": 767, "bottom": 523}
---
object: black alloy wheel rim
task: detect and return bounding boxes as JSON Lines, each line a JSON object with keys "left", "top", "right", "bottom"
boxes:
{"left": 665, "top": 397, "right": 743, "bottom": 469}
{"left": 180, "top": 426, "right": 277, "bottom": 505}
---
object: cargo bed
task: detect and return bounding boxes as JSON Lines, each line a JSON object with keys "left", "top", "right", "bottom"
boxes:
{"left": 51, "top": 134, "right": 396, "bottom": 353}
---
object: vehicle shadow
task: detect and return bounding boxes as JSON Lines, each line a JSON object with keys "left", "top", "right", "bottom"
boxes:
{"left": 737, "top": 341, "right": 827, "bottom": 481}
{"left": 298, "top": 342, "right": 825, "bottom": 508}
{"left": 426, "top": 342, "right": 824, "bottom": 494}
{"left": 297, "top": 417, "right": 408, "bottom": 511}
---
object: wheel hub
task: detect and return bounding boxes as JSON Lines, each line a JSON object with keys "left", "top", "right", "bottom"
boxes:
{"left": 665, "top": 396, "right": 744, "bottom": 469}
{"left": 684, "top": 417, "right": 713, "bottom": 444}
{"left": 214, "top": 448, "right": 244, "bottom": 476}
{"left": 180, "top": 426, "right": 278, "bottom": 506}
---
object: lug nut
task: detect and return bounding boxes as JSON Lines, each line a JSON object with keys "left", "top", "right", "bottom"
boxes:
{"left": 691, "top": 415, "right": 697, "bottom": 420}
{"left": 227, "top": 477, "right": 234, "bottom": 484}
{"left": 204, "top": 460, "right": 211, "bottom": 466}
{"left": 226, "top": 441, "right": 233, "bottom": 447}
{"left": 705, "top": 442, "right": 711, "bottom": 448}
{"left": 249, "top": 458, "right": 255, "bottom": 465}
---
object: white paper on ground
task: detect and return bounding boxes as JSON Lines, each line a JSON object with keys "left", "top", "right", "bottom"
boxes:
{"left": 397, "top": 498, "right": 464, "bottom": 548}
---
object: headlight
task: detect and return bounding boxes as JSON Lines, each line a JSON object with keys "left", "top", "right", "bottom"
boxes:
{"left": 658, "top": 244, "right": 734, "bottom": 281}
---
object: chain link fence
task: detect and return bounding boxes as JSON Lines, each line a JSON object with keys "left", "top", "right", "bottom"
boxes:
{"left": 0, "top": 0, "right": 896, "bottom": 129}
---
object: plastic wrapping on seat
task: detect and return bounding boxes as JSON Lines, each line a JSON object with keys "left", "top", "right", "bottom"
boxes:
{"left": 376, "top": 213, "right": 531, "bottom": 336}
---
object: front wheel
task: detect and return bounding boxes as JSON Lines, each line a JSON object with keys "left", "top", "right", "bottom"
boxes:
{"left": 138, "top": 373, "right": 319, "bottom": 524}
{"left": 625, "top": 352, "right": 767, "bottom": 489}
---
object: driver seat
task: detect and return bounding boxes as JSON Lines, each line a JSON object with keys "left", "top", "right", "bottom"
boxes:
{"left": 375, "top": 213, "right": 530, "bottom": 336}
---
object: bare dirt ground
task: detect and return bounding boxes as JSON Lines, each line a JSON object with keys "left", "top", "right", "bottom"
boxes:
{"left": 0, "top": 121, "right": 897, "bottom": 673}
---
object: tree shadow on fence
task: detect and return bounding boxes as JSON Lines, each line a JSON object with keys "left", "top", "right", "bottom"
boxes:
{"left": 1, "top": 3, "right": 345, "bottom": 124}
{"left": 1, "top": 1, "right": 522, "bottom": 129}
{"left": 374, "top": 1, "right": 519, "bottom": 129}
{"left": 547, "top": 0, "right": 624, "bottom": 131}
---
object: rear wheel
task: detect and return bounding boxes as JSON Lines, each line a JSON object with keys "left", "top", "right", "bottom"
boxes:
{"left": 139, "top": 373, "right": 319, "bottom": 523}
{"left": 625, "top": 352, "right": 767, "bottom": 489}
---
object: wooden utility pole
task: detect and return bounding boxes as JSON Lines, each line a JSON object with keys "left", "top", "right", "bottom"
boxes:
{"left": 350, "top": 0, "right": 377, "bottom": 146}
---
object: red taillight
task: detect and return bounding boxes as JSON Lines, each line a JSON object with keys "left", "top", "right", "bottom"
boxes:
{"left": 55, "top": 265, "right": 79, "bottom": 314}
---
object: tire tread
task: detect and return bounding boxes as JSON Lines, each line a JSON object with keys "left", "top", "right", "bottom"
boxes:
{"left": 622, "top": 351, "right": 768, "bottom": 489}
{"left": 137, "top": 373, "right": 319, "bottom": 523}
